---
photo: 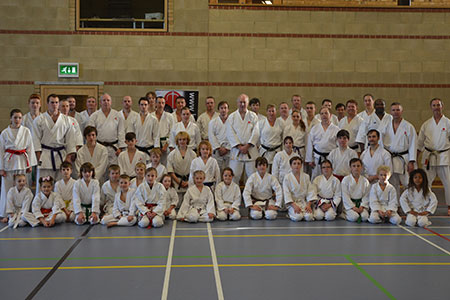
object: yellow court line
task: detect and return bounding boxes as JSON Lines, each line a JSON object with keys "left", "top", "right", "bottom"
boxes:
{"left": 212, "top": 234, "right": 450, "bottom": 237}
{"left": 2, "top": 262, "right": 450, "bottom": 271}
{"left": 88, "top": 236, "right": 171, "bottom": 239}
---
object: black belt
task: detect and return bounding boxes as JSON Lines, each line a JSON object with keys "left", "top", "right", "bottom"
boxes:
{"left": 424, "top": 147, "right": 450, "bottom": 170}
{"left": 160, "top": 137, "right": 168, "bottom": 148}
{"left": 41, "top": 144, "right": 65, "bottom": 171}
{"left": 98, "top": 140, "right": 118, "bottom": 151}
{"left": 313, "top": 147, "right": 330, "bottom": 165}
{"left": 385, "top": 148, "right": 409, "bottom": 173}
{"left": 204, "top": 182, "right": 214, "bottom": 187}
{"left": 349, "top": 144, "right": 359, "bottom": 150}
{"left": 174, "top": 173, "right": 189, "bottom": 190}
{"left": 136, "top": 145, "right": 154, "bottom": 156}
{"left": 261, "top": 144, "right": 282, "bottom": 152}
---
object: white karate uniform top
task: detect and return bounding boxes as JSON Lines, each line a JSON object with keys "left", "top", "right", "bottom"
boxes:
{"left": 312, "top": 175, "right": 342, "bottom": 207}
{"left": 164, "top": 187, "right": 179, "bottom": 210}
{"left": 75, "top": 143, "right": 109, "bottom": 180}
{"left": 283, "top": 124, "right": 307, "bottom": 157}
{"left": 360, "top": 146, "right": 392, "bottom": 177}
{"left": 119, "top": 109, "right": 139, "bottom": 134}
{"left": 128, "top": 113, "right": 160, "bottom": 149}
{"left": 88, "top": 109, "right": 126, "bottom": 148}
{"left": 282, "top": 172, "right": 315, "bottom": 207}
{"left": 0, "top": 126, "right": 37, "bottom": 171}
{"left": 79, "top": 110, "right": 95, "bottom": 135}
{"left": 226, "top": 110, "right": 260, "bottom": 162}
{"left": 417, "top": 116, "right": 450, "bottom": 166}
{"left": 169, "top": 121, "right": 201, "bottom": 150}
{"left": 355, "top": 113, "right": 392, "bottom": 145}
{"left": 272, "top": 150, "right": 301, "bottom": 186}
{"left": 209, "top": 116, "right": 231, "bottom": 151}
{"left": 305, "top": 123, "right": 340, "bottom": 163}
{"left": 369, "top": 182, "right": 398, "bottom": 212}
{"left": 6, "top": 186, "right": 33, "bottom": 215}
{"left": 101, "top": 180, "right": 118, "bottom": 207}
{"left": 215, "top": 181, "right": 242, "bottom": 211}
{"left": 338, "top": 115, "right": 364, "bottom": 148}
{"left": 32, "top": 112, "right": 76, "bottom": 169}
{"left": 243, "top": 172, "right": 283, "bottom": 208}
{"left": 68, "top": 115, "right": 83, "bottom": 147}
{"left": 32, "top": 191, "right": 64, "bottom": 219}
{"left": 188, "top": 157, "right": 221, "bottom": 186}
{"left": 151, "top": 111, "right": 175, "bottom": 148}
{"left": 197, "top": 111, "right": 219, "bottom": 140}
{"left": 22, "top": 112, "right": 38, "bottom": 132}
{"left": 399, "top": 188, "right": 438, "bottom": 214}
{"left": 171, "top": 111, "right": 196, "bottom": 124}
{"left": 315, "top": 114, "right": 339, "bottom": 126}
{"left": 305, "top": 117, "right": 320, "bottom": 133}
{"left": 112, "top": 188, "right": 136, "bottom": 218}
{"left": 341, "top": 175, "right": 371, "bottom": 210}
{"left": 131, "top": 181, "right": 167, "bottom": 216}
{"left": 72, "top": 179, "right": 101, "bottom": 215}
{"left": 166, "top": 148, "right": 197, "bottom": 190}
{"left": 328, "top": 147, "right": 358, "bottom": 176}
{"left": 379, "top": 119, "right": 417, "bottom": 173}
{"left": 55, "top": 178, "right": 76, "bottom": 209}
{"left": 258, "top": 118, "right": 284, "bottom": 163}
{"left": 177, "top": 185, "right": 215, "bottom": 218}
{"left": 118, "top": 150, "right": 147, "bottom": 177}
{"left": 277, "top": 116, "right": 293, "bottom": 129}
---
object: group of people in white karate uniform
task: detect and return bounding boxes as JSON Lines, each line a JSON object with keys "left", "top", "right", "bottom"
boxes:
{"left": 0, "top": 91, "right": 446, "bottom": 229}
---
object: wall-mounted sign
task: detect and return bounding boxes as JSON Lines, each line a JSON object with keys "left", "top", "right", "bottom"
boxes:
{"left": 156, "top": 90, "right": 199, "bottom": 118}
{"left": 58, "top": 63, "right": 79, "bottom": 78}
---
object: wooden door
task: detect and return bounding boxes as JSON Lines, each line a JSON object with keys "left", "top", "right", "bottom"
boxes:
{"left": 39, "top": 85, "right": 99, "bottom": 112}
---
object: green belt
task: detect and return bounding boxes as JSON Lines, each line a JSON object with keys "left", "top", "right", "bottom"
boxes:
{"left": 81, "top": 203, "right": 91, "bottom": 218}
{"left": 351, "top": 198, "right": 362, "bottom": 223}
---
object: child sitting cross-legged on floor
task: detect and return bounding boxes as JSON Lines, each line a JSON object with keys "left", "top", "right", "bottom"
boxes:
{"left": 5, "top": 174, "right": 33, "bottom": 228}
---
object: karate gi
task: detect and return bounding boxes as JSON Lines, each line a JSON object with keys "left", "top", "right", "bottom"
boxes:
{"left": 130, "top": 178, "right": 144, "bottom": 190}
{"left": 368, "top": 182, "right": 401, "bottom": 225}
{"left": 79, "top": 110, "right": 95, "bottom": 136}
{"left": 341, "top": 174, "right": 370, "bottom": 222}
{"left": 177, "top": 185, "right": 215, "bottom": 223}
{"left": 208, "top": 116, "right": 231, "bottom": 173}
{"left": 355, "top": 113, "right": 392, "bottom": 146}
{"left": 151, "top": 111, "right": 175, "bottom": 165}
{"left": 5, "top": 186, "right": 33, "bottom": 228}
{"left": 119, "top": 109, "right": 139, "bottom": 133}
{"left": 305, "top": 118, "right": 320, "bottom": 133}
{"left": 167, "top": 148, "right": 197, "bottom": 194}
{"left": 147, "top": 163, "right": 167, "bottom": 182}
{"left": 101, "top": 180, "right": 118, "bottom": 215}
{"left": 400, "top": 188, "right": 438, "bottom": 227}
{"left": 74, "top": 143, "right": 109, "bottom": 181}
{"left": 315, "top": 113, "right": 339, "bottom": 126}
{"left": 131, "top": 181, "right": 166, "bottom": 228}
{"left": 282, "top": 124, "right": 307, "bottom": 159}
{"left": 360, "top": 146, "right": 392, "bottom": 178}
{"left": 277, "top": 116, "right": 293, "bottom": 129}
{"left": 0, "top": 125, "right": 36, "bottom": 217}
{"left": 54, "top": 178, "right": 76, "bottom": 222}
{"left": 68, "top": 115, "right": 83, "bottom": 147}
{"left": 328, "top": 147, "right": 358, "bottom": 178}
{"left": 22, "top": 112, "right": 38, "bottom": 132}
{"left": 272, "top": 150, "right": 300, "bottom": 187}
{"left": 258, "top": 118, "right": 284, "bottom": 164}
{"left": 215, "top": 181, "right": 242, "bottom": 221}
{"left": 226, "top": 110, "right": 260, "bottom": 183}
{"left": 197, "top": 111, "right": 219, "bottom": 140}
{"left": 243, "top": 172, "right": 283, "bottom": 220}
{"left": 117, "top": 150, "right": 147, "bottom": 177}
{"left": 88, "top": 109, "right": 126, "bottom": 165}
{"left": 282, "top": 172, "right": 315, "bottom": 222}
{"left": 312, "top": 175, "right": 342, "bottom": 221}
{"left": 22, "top": 191, "right": 66, "bottom": 227}
{"left": 164, "top": 187, "right": 179, "bottom": 220}
{"left": 101, "top": 188, "right": 137, "bottom": 226}
{"left": 338, "top": 115, "right": 364, "bottom": 151}
{"left": 72, "top": 178, "right": 101, "bottom": 225}
{"left": 188, "top": 157, "right": 221, "bottom": 189}
{"left": 169, "top": 121, "right": 201, "bottom": 151}
{"left": 305, "top": 123, "right": 340, "bottom": 179}
{"left": 418, "top": 116, "right": 450, "bottom": 206}
{"left": 128, "top": 113, "right": 160, "bottom": 156}
{"left": 32, "top": 112, "right": 76, "bottom": 184}
{"left": 380, "top": 119, "right": 417, "bottom": 195}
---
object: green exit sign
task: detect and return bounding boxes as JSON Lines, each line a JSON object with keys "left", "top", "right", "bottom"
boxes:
{"left": 58, "top": 63, "right": 79, "bottom": 78}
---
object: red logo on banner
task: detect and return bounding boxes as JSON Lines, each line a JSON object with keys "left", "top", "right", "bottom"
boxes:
{"left": 164, "top": 91, "right": 182, "bottom": 109}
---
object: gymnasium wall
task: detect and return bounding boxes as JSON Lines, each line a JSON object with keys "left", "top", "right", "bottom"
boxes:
{"left": 0, "top": 0, "right": 449, "bottom": 129}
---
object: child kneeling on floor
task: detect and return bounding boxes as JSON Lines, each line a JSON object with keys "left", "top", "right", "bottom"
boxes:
{"left": 243, "top": 157, "right": 283, "bottom": 220}
{"left": 215, "top": 167, "right": 241, "bottom": 221}
{"left": 312, "top": 159, "right": 341, "bottom": 221}
{"left": 5, "top": 174, "right": 33, "bottom": 228}
{"left": 177, "top": 170, "right": 215, "bottom": 223}
{"left": 161, "top": 174, "right": 178, "bottom": 220}
{"left": 400, "top": 168, "right": 437, "bottom": 228}
{"left": 341, "top": 158, "right": 370, "bottom": 222}
{"left": 101, "top": 174, "right": 137, "bottom": 227}
{"left": 23, "top": 176, "right": 66, "bottom": 227}
{"left": 73, "top": 162, "right": 101, "bottom": 225}
{"left": 368, "top": 165, "right": 401, "bottom": 225}
{"left": 132, "top": 167, "right": 166, "bottom": 228}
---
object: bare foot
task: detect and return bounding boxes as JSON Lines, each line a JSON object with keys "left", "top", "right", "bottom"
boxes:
{"left": 1, "top": 217, "right": 8, "bottom": 223}
{"left": 107, "top": 222, "right": 117, "bottom": 228}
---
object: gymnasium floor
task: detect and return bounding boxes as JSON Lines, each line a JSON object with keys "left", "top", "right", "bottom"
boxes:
{"left": 1, "top": 204, "right": 449, "bottom": 299}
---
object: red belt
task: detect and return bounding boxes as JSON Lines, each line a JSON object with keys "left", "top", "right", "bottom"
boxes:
{"left": 333, "top": 174, "right": 344, "bottom": 182}
{"left": 5, "top": 149, "right": 30, "bottom": 167}
{"left": 41, "top": 208, "right": 52, "bottom": 215}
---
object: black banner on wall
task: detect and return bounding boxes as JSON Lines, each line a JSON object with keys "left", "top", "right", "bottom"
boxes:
{"left": 156, "top": 90, "right": 199, "bottom": 119}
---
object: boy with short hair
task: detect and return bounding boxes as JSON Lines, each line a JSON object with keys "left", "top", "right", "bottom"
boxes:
{"left": 118, "top": 132, "right": 147, "bottom": 178}
{"left": 54, "top": 161, "right": 76, "bottom": 222}
{"left": 341, "top": 158, "right": 370, "bottom": 222}
{"left": 131, "top": 162, "right": 146, "bottom": 189}
{"left": 147, "top": 148, "right": 167, "bottom": 182}
{"left": 101, "top": 164, "right": 121, "bottom": 215}
{"left": 243, "top": 157, "right": 283, "bottom": 220}
{"left": 328, "top": 129, "right": 358, "bottom": 181}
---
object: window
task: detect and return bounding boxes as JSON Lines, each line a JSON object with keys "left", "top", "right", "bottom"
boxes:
{"left": 77, "top": 0, "right": 167, "bottom": 32}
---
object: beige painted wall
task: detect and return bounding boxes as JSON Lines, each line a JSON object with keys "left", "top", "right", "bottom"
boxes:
{"left": 0, "top": 0, "right": 449, "bottom": 130}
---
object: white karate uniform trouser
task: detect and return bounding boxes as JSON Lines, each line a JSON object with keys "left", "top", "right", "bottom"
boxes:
{"left": 249, "top": 201, "right": 277, "bottom": 220}
{"left": 368, "top": 211, "right": 401, "bottom": 225}
{"left": 405, "top": 214, "right": 431, "bottom": 228}
{"left": 101, "top": 214, "right": 137, "bottom": 226}
{"left": 213, "top": 152, "right": 230, "bottom": 175}
{"left": 216, "top": 203, "right": 241, "bottom": 221}
{"left": 314, "top": 207, "right": 337, "bottom": 221}
{"left": 0, "top": 170, "right": 26, "bottom": 218}
{"left": 138, "top": 214, "right": 164, "bottom": 228}
{"left": 425, "top": 165, "right": 450, "bottom": 206}
{"left": 185, "top": 208, "right": 214, "bottom": 223}
{"left": 22, "top": 211, "right": 66, "bottom": 227}
{"left": 287, "top": 205, "right": 314, "bottom": 222}
{"left": 389, "top": 172, "right": 409, "bottom": 201}
{"left": 229, "top": 159, "right": 256, "bottom": 184}
{"left": 8, "top": 213, "right": 27, "bottom": 228}
{"left": 74, "top": 212, "right": 100, "bottom": 225}
{"left": 344, "top": 208, "right": 369, "bottom": 222}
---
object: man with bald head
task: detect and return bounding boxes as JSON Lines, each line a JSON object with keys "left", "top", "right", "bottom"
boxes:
{"left": 226, "top": 94, "right": 260, "bottom": 183}
{"left": 119, "top": 95, "right": 139, "bottom": 133}
{"left": 88, "top": 93, "right": 126, "bottom": 166}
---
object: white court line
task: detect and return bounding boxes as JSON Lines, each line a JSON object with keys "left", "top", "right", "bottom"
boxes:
{"left": 177, "top": 226, "right": 398, "bottom": 231}
{"left": 397, "top": 225, "right": 450, "bottom": 256}
{"left": 207, "top": 222, "right": 224, "bottom": 300}
{"left": 0, "top": 225, "right": 9, "bottom": 233}
{"left": 161, "top": 220, "right": 177, "bottom": 300}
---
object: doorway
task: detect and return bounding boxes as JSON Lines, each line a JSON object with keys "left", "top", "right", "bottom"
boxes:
{"left": 39, "top": 84, "right": 100, "bottom": 112}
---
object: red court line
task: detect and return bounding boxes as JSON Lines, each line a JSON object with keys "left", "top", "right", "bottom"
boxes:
{"left": 424, "top": 227, "right": 450, "bottom": 242}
